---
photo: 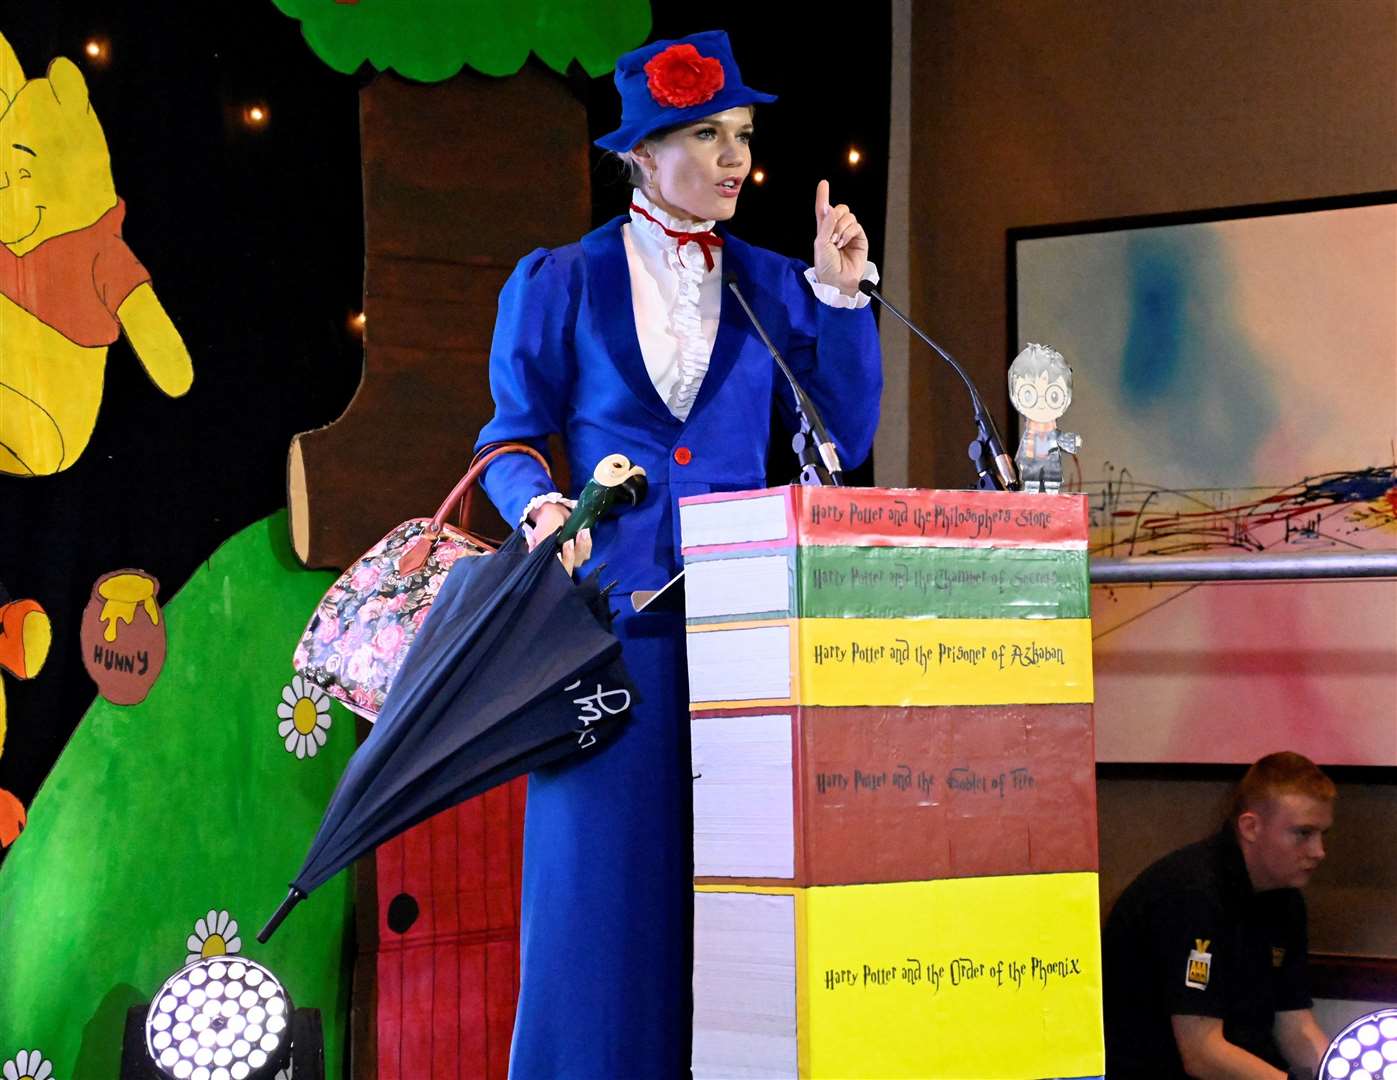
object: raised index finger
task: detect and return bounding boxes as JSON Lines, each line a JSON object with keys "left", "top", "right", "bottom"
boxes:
{"left": 815, "top": 179, "right": 831, "bottom": 223}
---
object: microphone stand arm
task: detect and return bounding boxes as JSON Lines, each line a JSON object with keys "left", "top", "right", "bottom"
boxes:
{"left": 727, "top": 279, "right": 844, "bottom": 487}
{"left": 859, "top": 283, "right": 1018, "bottom": 491}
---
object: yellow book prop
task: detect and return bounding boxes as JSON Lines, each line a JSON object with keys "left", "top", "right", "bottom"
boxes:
{"left": 687, "top": 617, "right": 1093, "bottom": 709}
{"left": 692, "top": 874, "right": 1105, "bottom": 1079}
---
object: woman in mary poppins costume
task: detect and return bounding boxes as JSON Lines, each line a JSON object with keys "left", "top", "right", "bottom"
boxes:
{"left": 476, "top": 29, "right": 883, "bottom": 1075}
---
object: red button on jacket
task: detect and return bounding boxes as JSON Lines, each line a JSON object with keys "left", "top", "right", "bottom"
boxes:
{"left": 673, "top": 446, "right": 692, "bottom": 465}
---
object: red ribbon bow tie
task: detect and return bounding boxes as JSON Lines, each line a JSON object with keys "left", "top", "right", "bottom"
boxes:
{"left": 630, "top": 202, "right": 725, "bottom": 272}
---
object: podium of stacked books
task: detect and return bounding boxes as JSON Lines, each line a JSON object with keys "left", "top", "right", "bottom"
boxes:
{"left": 679, "top": 486, "right": 1104, "bottom": 1080}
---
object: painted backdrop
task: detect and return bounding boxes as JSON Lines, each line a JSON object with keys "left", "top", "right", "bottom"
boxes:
{"left": 1015, "top": 195, "right": 1397, "bottom": 764}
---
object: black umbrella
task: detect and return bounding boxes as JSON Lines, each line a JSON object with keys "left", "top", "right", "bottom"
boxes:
{"left": 258, "top": 457, "right": 647, "bottom": 941}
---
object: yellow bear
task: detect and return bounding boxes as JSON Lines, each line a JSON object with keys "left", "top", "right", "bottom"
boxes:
{"left": 0, "top": 33, "right": 192, "bottom": 476}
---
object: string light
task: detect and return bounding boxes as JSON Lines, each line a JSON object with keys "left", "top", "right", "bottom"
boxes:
{"left": 847, "top": 147, "right": 862, "bottom": 166}
{"left": 83, "top": 38, "right": 110, "bottom": 65}
{"left": 751, "top": 169, "right": 766, "bottom": 185}
{"left": 350, "top": 312, "right": 366, "bottom": 333}
{"left": 242, "top": 104, "right": 269, "bottom": 129}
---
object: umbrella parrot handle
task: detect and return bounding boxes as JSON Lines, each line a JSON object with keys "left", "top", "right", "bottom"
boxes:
{"left": 558, "top": 454, "right": 648, "bottom": 544}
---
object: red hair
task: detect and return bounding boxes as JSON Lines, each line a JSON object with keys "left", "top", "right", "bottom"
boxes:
{"left": 1230, "top": 751, "right": 1336, "bottom": 822}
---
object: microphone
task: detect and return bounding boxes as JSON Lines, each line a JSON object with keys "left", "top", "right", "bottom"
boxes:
{"left": 858, "top": 281, "right": 1018, "bottom": 491}
{"left": 725, "top": 273, "right": 844, "bottom": 486}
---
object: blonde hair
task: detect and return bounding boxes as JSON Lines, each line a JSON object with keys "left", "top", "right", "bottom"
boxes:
{"left": 610, "top": 149, "right": 645, "bottom": 189}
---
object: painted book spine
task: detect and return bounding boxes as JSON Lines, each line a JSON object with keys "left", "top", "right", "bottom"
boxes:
{"left": 679, "top": 486, "right": 1090, "bottom": 555}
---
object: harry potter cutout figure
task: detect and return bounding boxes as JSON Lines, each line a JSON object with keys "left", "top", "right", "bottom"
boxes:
{"left": 1010, "top": 343, "right": 1081, "bottom": 494}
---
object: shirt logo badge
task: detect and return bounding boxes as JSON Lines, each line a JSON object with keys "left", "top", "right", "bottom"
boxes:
{"left": 1272, "top": 946, "right": 1286, "bottom": 968}
{"left": 1186, "top": 939, "right": 1212, "bottom": 990}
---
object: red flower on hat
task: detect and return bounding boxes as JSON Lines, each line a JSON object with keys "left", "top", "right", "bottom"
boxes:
{"left": 644, "top": 43, "right": 725, "bottom": 108}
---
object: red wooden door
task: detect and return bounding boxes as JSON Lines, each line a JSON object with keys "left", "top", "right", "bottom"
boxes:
{"left": 375, "top": 778, "right": 526, "bottom": 1078}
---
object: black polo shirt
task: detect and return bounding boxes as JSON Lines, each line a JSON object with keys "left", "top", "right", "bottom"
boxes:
{"left": 1102, "top": 827, "right": 1312, "bottom": 1077}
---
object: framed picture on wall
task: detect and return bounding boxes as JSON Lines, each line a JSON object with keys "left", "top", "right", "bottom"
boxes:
{"left": 1009, "top": 191, "right": 1397, "bottom": 765}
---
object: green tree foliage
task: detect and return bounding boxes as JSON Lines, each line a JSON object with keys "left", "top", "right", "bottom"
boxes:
{"left": 271, "top": 0, "right": 651, "bottom": 80}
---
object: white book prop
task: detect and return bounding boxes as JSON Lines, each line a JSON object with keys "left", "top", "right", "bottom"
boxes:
{"left": 686, "top": 623, "right": 792, "bottom": 703}
{"left": 692, "top": 713, "right": 795, "bottom": 879}
{"left": 679, "top": 492, "right": 792, "bottom": 548}
{"left": 684, "top": 554, "right": 792, "bottom": 621}
{"left": 692, "top": 891, "right": 798, "bottom": 1079}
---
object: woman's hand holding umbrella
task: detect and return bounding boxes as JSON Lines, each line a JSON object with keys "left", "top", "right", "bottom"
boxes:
{"left": 526, "top": 454, "right": 649, "bottom": 574}
{"left": 527, "top": 502, "right": 592, "bottom": 575}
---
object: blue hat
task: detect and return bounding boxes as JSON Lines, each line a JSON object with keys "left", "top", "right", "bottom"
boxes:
{"left": 595, "top": 30, "right": 777, "bottom": 153}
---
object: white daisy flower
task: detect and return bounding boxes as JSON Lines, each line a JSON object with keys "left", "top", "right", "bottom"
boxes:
{"left": 184, "top": 908, "right": 242, "bottom": 963}
{"left": 2, "top": 1049, "right": 54, "bottom": 1080}
{"left": 277, "top": 675, "right": 331, "bottom": 759}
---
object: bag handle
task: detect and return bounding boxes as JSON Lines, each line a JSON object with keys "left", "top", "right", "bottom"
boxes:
{"left": 430, "top": 441, "right": 551, "bottom": 534}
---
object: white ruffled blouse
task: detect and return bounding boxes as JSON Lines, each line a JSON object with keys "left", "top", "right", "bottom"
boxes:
{"left": 622, "top": 187, "right": 875, "bottom": 422}
{"left": 623, "top": 189, "right": 724, "bottom": 422}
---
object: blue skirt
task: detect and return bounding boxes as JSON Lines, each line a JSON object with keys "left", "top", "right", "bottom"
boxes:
{"left": 509, "top": 604, "right": 692, "bottom": 1078}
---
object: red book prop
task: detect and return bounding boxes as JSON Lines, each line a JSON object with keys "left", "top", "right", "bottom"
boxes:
{"left": 692, "top": 702, "right": 1096, "bottom": 886}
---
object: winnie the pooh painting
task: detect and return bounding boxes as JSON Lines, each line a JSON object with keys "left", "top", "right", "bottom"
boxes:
{"left": 0, "top": 32, "right": 192, "bottom": 476}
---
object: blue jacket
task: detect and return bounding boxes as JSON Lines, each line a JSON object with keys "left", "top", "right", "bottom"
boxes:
{"left": 476, "top": 215, "right": 883, "bottom": 592}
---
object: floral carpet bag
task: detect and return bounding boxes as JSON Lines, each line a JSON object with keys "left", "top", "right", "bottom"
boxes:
{"left": 292, "top": 443, "right": 549, "bottom": 719}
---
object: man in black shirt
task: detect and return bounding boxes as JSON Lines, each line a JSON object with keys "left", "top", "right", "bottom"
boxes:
{"left": 1103, "top": 752, "right": 1335, "bottom": 1078}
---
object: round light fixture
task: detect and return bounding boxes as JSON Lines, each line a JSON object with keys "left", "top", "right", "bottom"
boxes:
{"left": 82, "top": 37, "right": 111, "bottom": 67}
{"left": 1320, "top": 1008, "right": 1397, "bottom": 1080}
{"left": 145, "top": 956, "right": 292, "bottom": 1080}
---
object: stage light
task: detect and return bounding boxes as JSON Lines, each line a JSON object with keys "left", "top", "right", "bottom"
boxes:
{"left": 751, "top": 169, "right": 766, "bottom": 185}
{"left": 145, "top": 956, "right": 291, "bottom": 1080}
{"left": 1319, "top": 1007, "right": 1397, "bottom": 1080}
{"left": 847, "top": 147, "right": 861, "bottom": 166}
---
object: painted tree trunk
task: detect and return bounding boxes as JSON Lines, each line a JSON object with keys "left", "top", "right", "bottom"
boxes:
{"left": 289, "top": 63, "right": 588, "bottom": 571}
